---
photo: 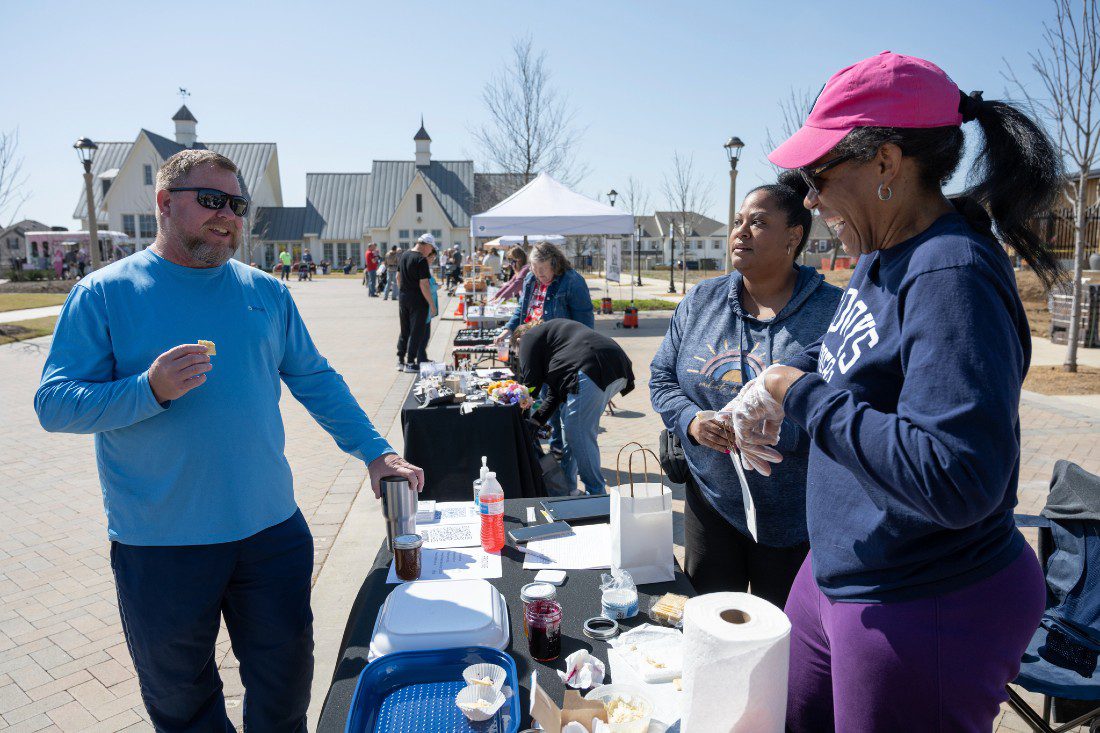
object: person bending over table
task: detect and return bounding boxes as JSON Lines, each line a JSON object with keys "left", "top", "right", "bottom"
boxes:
{"left": 649, "top": 170, "right": 841, "bottom": 608}
{"left": 496, "top": 243, "right": 595, "bottom": 456}
{"left": 732, "top": 51, "right": 1058, "bottom": 732}
{"left": 516, "top": 319, "right": 633, "bottom": 495}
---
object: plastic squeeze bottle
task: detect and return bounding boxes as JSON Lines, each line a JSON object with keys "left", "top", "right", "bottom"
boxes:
{"left": 473, "top": 456, "right": 490, "bottom": 509}
{"left": 479, "top": 472, "right": 505, "bottom": 552}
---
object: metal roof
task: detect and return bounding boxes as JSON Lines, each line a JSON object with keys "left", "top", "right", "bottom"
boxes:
{"left": 306, "top": 173, "right": 372, "bottom": 240}
{"left": 72, "top": 141, "right": 133, "bottom": 220}
{"left": 474, "top": 173, "right": 526, "bottom": 214}
{"left": 252, "top": 206, "right": 307, "bottom": 241}
{"left": 172, "top": 105, "right": 197, "bottom": 122}
{"left": 73, "top": 132, "right": 278, "bottom": 220}
{"left": 367, "top": 160, "right": 473, "bottom": 228}
{"left": 202, "top": 141, "right": 278, "bottom": 204}
{"left": 654, "top": 211, "right": 725, "bottom": 238}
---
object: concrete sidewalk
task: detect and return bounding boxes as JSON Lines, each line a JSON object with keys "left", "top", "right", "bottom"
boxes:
{"left": 0, "top": 305, "right": 64, "bottom": 324}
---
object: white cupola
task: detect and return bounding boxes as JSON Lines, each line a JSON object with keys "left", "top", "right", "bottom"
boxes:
{"left": 172, "top": 105, "right": 198, "bottom": 147}
{"left": 414, "top": 116, "right": 431, "bottom": 167}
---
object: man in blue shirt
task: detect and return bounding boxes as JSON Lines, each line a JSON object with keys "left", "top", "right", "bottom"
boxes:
{"left": 35, "top": 149, "right": 423, "bottom": 732}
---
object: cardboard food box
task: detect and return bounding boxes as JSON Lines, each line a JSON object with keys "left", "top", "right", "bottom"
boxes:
{"left": 530, "top": 682, "right": 608, "bottom": 733}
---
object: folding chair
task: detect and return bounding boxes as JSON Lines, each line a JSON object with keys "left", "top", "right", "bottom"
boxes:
{"left": 1009, "top": 461, "right": 1100, "bottom": 733}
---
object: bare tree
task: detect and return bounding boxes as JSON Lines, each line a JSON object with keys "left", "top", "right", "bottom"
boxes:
{"left": 763, "top": 86, "right": 819, "bottom": 170}
{"left": 762, "top": 87, "right": 841, "bottom": 269}
{"left": 1007, "top": 0, "right": 1100, "bottom": 371}
{"left": 661, "top": 152, "right": 714, "bottom": 294}
{"left": 0, "top": 129, "right": 28, "bottom": 228}
{"left": 620, "top": 176, "right": 651, "bottom": 285}
{"left": 474, "top": 37, "right": 588, "bottom": 187}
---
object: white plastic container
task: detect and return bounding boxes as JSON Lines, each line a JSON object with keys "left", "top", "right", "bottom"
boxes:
{"left": 369, "top": 579, "right": 510, "bottom": 660}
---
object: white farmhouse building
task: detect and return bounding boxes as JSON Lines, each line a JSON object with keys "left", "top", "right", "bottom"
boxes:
{"left": 74, "top": 105, "right": 282, "bottom": 257}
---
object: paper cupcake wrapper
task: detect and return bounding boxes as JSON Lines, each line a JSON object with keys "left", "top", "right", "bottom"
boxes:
{"left": 462, "top": 663, "right": 507, "bottom": 692}
{"left": 455, "top": 684, "right": 506, "bottom": 722}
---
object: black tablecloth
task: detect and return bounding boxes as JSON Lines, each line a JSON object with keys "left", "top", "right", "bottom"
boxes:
{"left": 401, "top": 388, "right": 545, "bottom": 501}
{"left": 317, "top": 497, "right": 695, "bottom": 731}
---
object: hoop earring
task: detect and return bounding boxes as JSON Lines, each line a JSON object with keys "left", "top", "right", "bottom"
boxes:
{"left": 786, "top": 244, "right": 792, "bottom": 255}
{"left": 877, "top": 183, "right": 893, "bottom": 202}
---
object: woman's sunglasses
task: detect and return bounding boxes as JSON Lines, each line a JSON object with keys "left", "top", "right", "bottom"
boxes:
{"left": 168, "top": 187, "right": 251, "bottom": 217}
{"left": 798, "top": 153, "right": 854, "bottom": 196}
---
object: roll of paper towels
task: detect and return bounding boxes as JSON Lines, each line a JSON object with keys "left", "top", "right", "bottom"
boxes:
{"left": 681, "top": 592, "right": 791, "bottom": 732}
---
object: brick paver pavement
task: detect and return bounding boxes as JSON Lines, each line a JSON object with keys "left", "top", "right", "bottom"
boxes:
{"left": 1, "top": 281, "right": 1098, "bottom": 731}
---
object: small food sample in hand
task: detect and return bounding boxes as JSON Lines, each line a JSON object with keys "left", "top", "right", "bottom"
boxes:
{"left": 197, "top": 340, "right": 216, "bottom": 355}
{"left": 605, "top": 696, "right": 647, "bottom": 723}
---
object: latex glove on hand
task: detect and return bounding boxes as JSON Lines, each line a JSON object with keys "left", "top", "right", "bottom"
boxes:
{"left": 730, "top": 366, "right": 785, "bottom": 448}
{"left": 733, "top": 438, "right": 783, "bottom": 476}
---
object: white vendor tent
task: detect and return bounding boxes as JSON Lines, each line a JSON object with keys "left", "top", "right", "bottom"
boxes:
{"left": 470, "top": 173, "right": 634, "bottom": 237}
{"left": 483, "top": 235, "right": 566, "bottom": 248}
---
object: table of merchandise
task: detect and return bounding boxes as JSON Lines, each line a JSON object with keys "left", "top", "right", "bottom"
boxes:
{"left": 400, "top": 387, "right": 546, "bottom": 501}
{"left": 316, "top": 496, "right": 696, "bottom": 732}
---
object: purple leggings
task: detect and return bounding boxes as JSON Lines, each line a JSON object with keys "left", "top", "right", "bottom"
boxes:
{"left": 785, "top": 547, "right": 1045, "bottom": 732}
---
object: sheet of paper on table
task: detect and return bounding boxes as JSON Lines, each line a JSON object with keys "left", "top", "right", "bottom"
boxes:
{"left": 522, "top": 523, "right": 611, "bottom": 570}
{"left": 386, "top": 546, "right": 502, "bottom": 583}
{"left": 475, "top": 367, "right": 513, "bottom": 378}
{"left": 414, "top": 502, "right": 481, "bottom": 548}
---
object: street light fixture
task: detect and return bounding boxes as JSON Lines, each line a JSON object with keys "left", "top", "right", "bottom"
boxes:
{"left": 74, "top": 137, "right": 102, "bottom": 273}
{"left": 607, "top": 189, "right": 618, "bottom": 207}
{"left": 724, "top": 136, "right": 745, "bottom": 274}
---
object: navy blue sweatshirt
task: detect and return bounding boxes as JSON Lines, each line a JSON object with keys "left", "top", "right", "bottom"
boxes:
{"left": 651, "top": 266, "right": 842, "bottom": 546}
{"left": 784, "top": 213, "right": 1030, "bottom": 602}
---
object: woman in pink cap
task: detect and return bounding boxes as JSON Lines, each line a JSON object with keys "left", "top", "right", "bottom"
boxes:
{"left": 730, "top": 51, "right": 1061, "bottom": 730}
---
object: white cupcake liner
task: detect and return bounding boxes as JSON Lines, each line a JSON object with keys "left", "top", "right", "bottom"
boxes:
{"left": 462, "top": 663, "right": 507, "bottom": 692}
{"left": 455, "top": 684, "right": 506, "bottom": 722}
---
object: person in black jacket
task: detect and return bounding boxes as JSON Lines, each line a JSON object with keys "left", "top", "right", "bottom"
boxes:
{"left": 516, "top": 320, "right": 634, "bottom": 495}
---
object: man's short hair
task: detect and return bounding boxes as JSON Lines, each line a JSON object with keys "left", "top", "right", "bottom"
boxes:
{"left": 156, "top": 149, "right": 239, "bottom": 191}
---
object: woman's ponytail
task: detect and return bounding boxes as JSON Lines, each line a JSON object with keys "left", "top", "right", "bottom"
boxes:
{"left": 965, "top": 98, "right": 1064, "bottom": 288}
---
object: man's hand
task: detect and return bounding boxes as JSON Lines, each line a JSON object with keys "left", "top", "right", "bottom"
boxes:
{"left": 148, "top": 344, "right": 212, "bottom": 403}
{"left": 492, "top": 329, "right": 512, "bottom": 346}
{"left": 429, "top": 307, "right": 438, "bottom": 319}
{"left": 368, "top": 453, "right": 425, "bottom": 498}
{"left": 687, "top": 414, "right": 733, "bottom": 452}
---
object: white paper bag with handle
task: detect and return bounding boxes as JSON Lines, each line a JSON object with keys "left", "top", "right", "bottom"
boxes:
{"left": 609, "top": 443, "right": 676, "bottom": 585}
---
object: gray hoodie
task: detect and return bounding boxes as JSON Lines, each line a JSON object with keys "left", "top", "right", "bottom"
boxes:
{"left": 650, "top": 266, "right": 842, "bottom": 546}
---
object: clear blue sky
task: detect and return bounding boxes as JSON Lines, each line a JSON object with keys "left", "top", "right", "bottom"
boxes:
{"left": 1, "top": 0, "right": 1053, "bottom": 229}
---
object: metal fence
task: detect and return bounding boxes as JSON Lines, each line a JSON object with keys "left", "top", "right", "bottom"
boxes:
{"left": 1029, "top": 206, "right": 1100, "bottom": 260}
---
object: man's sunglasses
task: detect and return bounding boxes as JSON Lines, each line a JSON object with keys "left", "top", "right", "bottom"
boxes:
{"left": 798, "top": 153, "right": 854, "bottom": 196}
{"left": 168, "top": 187, "right": 250, "bottom": 217}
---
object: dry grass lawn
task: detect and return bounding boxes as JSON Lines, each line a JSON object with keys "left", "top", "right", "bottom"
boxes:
{"left": 0, "top": 293, "right": 68, "bottom": 312}
{"left": 0, "top": 316, "right": 58, "bottom": 345}
{"left": 1024, "top": 365, "right": 1100, "bottom": 395}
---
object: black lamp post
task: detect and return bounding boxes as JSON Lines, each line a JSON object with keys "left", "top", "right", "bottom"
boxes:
{"left": 74, "top": 137, "right": 101, "bottom": 272}
{"left": 724, "top": 136, "right": 745, "bottom": 274}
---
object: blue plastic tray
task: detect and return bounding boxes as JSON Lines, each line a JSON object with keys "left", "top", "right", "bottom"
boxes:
{"left": 345, "top": 646, "right": 521, "bottom": 733}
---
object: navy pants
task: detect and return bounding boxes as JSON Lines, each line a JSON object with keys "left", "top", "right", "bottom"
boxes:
{"left": 111, "top": 510, "right": 314, "bottom": 732}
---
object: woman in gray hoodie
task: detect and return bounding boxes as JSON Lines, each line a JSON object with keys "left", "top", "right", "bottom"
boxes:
{"left": 650, "top": 171, "right": 842, "bottom": 607}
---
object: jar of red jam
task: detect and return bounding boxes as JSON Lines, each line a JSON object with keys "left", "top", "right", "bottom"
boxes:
{"left": 525, "top": 599, "right": 562, "bottom": 662}
{"left": 392, "top": 534, "right": 423, "bottom": 581}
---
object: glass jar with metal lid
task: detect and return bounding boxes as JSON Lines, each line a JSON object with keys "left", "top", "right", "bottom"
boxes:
{"left": 520, "top": 582, "right": 557, "bottom": 636}
{"left": 393, "top": 534, "right": 423, "bottom": 581}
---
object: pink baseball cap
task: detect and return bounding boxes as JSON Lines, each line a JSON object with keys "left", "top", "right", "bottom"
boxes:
{"left": 768, "top": 51, "right": 965, "bottom": 169}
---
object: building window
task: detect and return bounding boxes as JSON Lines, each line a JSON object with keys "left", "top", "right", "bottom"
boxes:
{"left": 7, "top": 237, "right": 17, "bottom": 250}
{"left": 416, "top": 194, "right": 423, "bottom": 213}
{"left": 349, "top": 247, "right": 361, "bottom": 267}
{"left": 398, "top": 229, "right": 409, "bottom": 239}
{"left": 337, "top": 242, "right": 348, "bottom": 264}
{"left": 31, "top": 242, "right": 39, "bottom": 257}
{"left": 139, "top": 215, "right": 157, "bottom": 238}
{"left": 122, "top": 215, "right": 136, "bottom": 238}
{"left": 431, "top": 229, "right": 442, "bottom": 240}
{"left": 713, "top": 239, "right": 722, "bottom": 249}
{"left": 413, "top": 229, "right": 426, "bottom": 240}
{"left": 143, "top": 165, "right": 153, "bottom": 186}
{"left": 399, "top": 241, "right": 409, "bottom": 250}
{"left": 264, "top": 244, "right": 275, "bottom": 268}
{"left": 323, "top": 243, "right": 334, "bottom": 263}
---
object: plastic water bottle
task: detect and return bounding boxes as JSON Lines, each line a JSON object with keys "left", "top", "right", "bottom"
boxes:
{"left": 479, "top": 472, "right": 505, "bottom": 552}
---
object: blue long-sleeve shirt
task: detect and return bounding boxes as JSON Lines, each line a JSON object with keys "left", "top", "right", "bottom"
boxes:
{"left": 35, "top": 249, "right": 394, "bottom": 545}
{"left": 504, "top": 269, "right": 595, "bottom": 332}
{"left": 783, "top": 213, "right": 1029, "bottom": 602}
